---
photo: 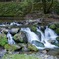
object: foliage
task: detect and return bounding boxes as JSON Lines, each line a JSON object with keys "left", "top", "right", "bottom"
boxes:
{"left": 0, "top": 34, "right": 7, "bottom": 46}
{"left": 2, "top": 54, "right": 40, "bottom": 59}
{"left": 0, "top": 2, "right": 31, "bottom": 17}
{"left": 53, "top": 0, "right": 59, "bottom": 14}
{"left": 42, "top": 0, "right": 53, "bottom": 14}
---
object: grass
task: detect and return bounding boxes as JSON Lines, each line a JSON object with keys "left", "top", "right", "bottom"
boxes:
{"left": 2, "top": 54, "right": 41, "bottom": 59}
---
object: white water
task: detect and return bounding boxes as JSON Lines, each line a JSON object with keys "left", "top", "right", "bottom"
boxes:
{"left": 45, "top": 26, "right": 58, "bottom": 40}
{"left": 21, "top": 27, "right": 58, "bottom": 49}
{"left": 37, "top": 26, "right": 58, "bottom": 49}
{"left": 21, "top": 28, "right": 45, "bottom": 49}
{"left": 21, "top": 28, "right": 39, "bottom": 43}
{"left": 7, "top": 32, "right": 15, "bottom": 45}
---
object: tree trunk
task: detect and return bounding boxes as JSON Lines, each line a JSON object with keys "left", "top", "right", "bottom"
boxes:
{"left": 42, "top": 0, "right": 47, "bottom": 14}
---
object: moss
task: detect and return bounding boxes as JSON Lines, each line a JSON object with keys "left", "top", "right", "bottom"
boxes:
{"left": 55, "top": 28, "right": 59, "bottom": 35}
{"left": 30, "top": 25, "right": 37, "bottom": 32}
{"left": 4, "top": 44, "right": 19, "bottom": 52}
{"left": 49, "top": 24, "right": 56, "bottom": 30}
{"left": 0, "top": 33, "right": 7, "bottom": 46}
{"left": 28, "top": 43, "right": 38, "bottom": 52}
{"left": 2, "top": 54, "right": 40, "bottom": 59}
{"left": 14, "top": 33, "right": 24, "bottom": 43}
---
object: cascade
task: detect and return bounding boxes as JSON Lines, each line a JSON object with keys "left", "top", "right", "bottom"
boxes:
{"left": 45, "top": 26, "right": 58, "bottom": 40}
{"left": 7, "top": 31, "right": 15, "bottom": 45}
{"left": 37, "top": 27, "right": 58, "bottom": 49}
{"left": 21, "top": 28, "right": 45, "bottom": 49}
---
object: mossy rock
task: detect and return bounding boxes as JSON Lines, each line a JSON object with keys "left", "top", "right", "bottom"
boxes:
{"left": 2, "top": 54, "right": 40, "bottom": 59}
{"left": 56, "top": 37, "right": 59, "bottom": 42}
{"left": 28, "top": 43, "right": 38, "bottom": 52}
{"left": 4, "top": 44, "right": 20, "bottom": 52}
{"left": 14, "top": 33, "right": 24, "bottom": 43}
{"left": 55, "top": 23, "right": 59, "bottom": 28}
{"left": 14, "top": 32, "right": 28, "bottom": 43}
{"left": 30, "top": 25, "right": 37, "bottom": 32}
{"left": 0, "top": 33, "right": 7, "bottom": 46}
{"left": 55, "top": 28, "right": 59, "bottom": 35}
{"left": 49, "top": 24, "right": 56, "bottom": 30}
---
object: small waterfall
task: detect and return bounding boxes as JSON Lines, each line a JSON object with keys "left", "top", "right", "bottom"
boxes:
{"left": 21, "top": 28, "right": 45, "bottom": 49}
{"left": 21, "top": 28, "right": 39, "bottom": 43}
{"left": 37, "top": 28, "right": 44, "bottom": 42}
{"left": 7, "top": 31, "right": 15, "bottom": 45}
{"left": 45, "top": 26, "right": 58, "bottom": 40}
{"left": 37, "top": 27, "right": 58, "bottom": 49}
{"left": 21, "top": 27, "right": 58, "bottom": 49}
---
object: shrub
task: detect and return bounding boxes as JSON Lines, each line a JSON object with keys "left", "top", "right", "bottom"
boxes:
{"left": 0, "top": 2, "right": 31, "bottom": 17}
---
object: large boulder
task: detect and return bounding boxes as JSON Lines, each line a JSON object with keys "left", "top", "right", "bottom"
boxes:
{"left": 10, "top": 28, "right": 19, "bottom": 35}
{"left": 14, "top": 32, "right": 28, "bottom": 43}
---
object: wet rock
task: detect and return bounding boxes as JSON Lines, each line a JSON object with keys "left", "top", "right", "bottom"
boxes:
{"left": 56, "top": 37, "right": 59, "bottom": 42}
{"left": 10, "top": 28, "right": 19, "bottom": 35}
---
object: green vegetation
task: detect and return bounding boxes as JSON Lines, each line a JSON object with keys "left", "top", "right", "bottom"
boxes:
{"left": 0, "top": 0, "right": 59, "bottom": 17}
{"left": 28, "top": 43, "right": 38, "bottom": 51}
{"left": 30, "top": 25, "right": 37, "bottom": 32}
{"left": 53, "top": 1, "right": 59, "bottom": 15}
{"left": 0, "top": 2, "right": 31, "bottom": 17}
{"left": 14, "top": 33, "right": 24, "bottom": 43}
{"left": 49, "top": 24, "right": 56, "bottom": 30}
{"left": 4, "top": 44, "right": 18, "bottom": 52}
{"left": 0, "top": 33, "right": 7, "bottom": 46}
{"left": 2, "top": 54, "right": 40, "bottom": 59}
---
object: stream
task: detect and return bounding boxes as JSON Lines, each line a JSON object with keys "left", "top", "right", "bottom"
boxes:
{"left": 0, "top": 21, "right": 59, "bottom": 59}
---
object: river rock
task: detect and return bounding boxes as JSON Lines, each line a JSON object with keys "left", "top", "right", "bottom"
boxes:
{"left": 10, "top": 28, "right": 19, "bottom": 35}
{"left": 14, "top": 32, "right": 28, "bottom": 43}
{"left": 0, "top": 49, "right": 6, "bottom": 58}
{"left": 28, "top": 43, "right": 38, "bottom": 52}
{"left": 1, "top": 28, "right": 8, "bottom": 34}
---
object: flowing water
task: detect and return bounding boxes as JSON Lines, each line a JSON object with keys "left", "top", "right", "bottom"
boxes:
{"left": 7, "top": 31, "right": 15, "bottom": 45}
{"left": 21, "top": 27, "right": 58, "bottom": 49}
